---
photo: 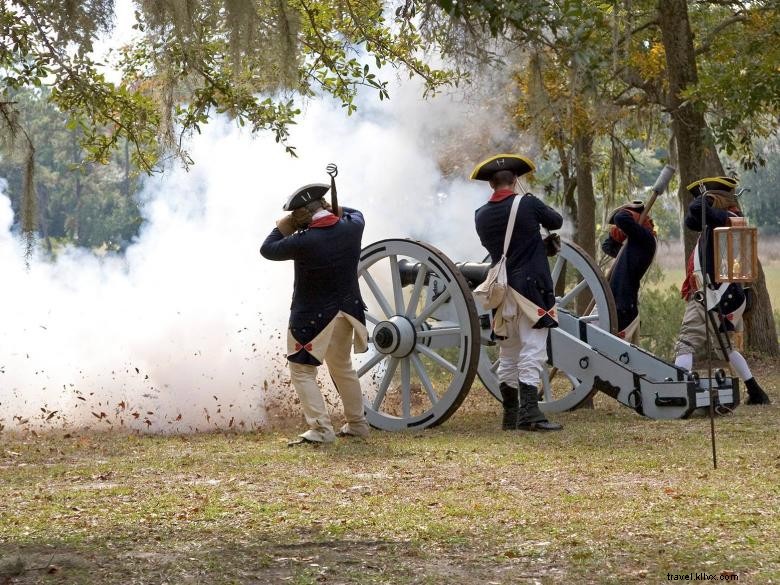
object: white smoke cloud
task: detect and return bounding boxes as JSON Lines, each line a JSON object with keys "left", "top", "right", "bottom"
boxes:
{"left": 0, "top": 83, "right": 517, "bottom": 434}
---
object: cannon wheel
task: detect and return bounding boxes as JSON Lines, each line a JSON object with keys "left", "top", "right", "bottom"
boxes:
{"left": 477, "top": 241, "right": 618, "bottom": 413}
{"left": 354, "top": 239, "right": 481, "bottom": 431}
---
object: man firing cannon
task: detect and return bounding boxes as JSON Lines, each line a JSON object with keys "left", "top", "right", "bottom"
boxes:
{"left": 260, "top": 166, "right": 372, "bottom": 445}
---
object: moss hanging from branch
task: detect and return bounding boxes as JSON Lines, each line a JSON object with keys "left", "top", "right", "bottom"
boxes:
{"left": 21, "top": 143, "right": 36, "bottom": 263}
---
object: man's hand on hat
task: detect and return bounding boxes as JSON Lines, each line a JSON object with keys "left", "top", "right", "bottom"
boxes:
{"left": 291, "top": 207, "right": 313, "bottom": 230}
{"left": 276, "top": 213, "right": 296, "bottom": 236}
{"left": 275, "top": 208, "right": 313, "bottom": 235}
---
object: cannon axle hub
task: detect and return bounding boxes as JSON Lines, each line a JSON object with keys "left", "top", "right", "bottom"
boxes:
{"left": 373, "top": 316, "right": 417, "bottom": 358}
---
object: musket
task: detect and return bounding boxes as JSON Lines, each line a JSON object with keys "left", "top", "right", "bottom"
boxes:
{"left": 326, "top": 163, "right": 339, "bottom": 217}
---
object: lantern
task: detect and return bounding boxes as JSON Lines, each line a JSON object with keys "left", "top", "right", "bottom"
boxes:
{"left": 713, "top": 217, "right": 758, "bottom": 283}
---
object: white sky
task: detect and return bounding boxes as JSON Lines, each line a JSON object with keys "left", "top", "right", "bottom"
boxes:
{"left": 91, "top": 0, "right": 138, "bottom": 83}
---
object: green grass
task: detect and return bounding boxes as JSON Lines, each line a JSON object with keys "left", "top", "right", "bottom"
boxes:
{"left": 1, "top": 369, "right": 779, "bottom": 584}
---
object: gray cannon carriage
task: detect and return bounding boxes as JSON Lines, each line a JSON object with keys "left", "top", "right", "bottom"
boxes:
{"left": 352, "top": 238, "right": 740, "bottom": 431}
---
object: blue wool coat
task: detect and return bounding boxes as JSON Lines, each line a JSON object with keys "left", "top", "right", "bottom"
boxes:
{"left": 684, "top": 196, "right": 745, "bottom": 325}
{"left": 602, "top": 210, "right": 657, "bottom": 332}
{"left": 260, "top": 207, "right": 366, "bottom": 364}
{"left": 475, "top": 193, "right": 563, "bottom": 328}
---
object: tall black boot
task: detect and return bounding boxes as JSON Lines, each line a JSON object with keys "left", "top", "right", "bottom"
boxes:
{"left": 518, "top": 382, "right": 562, "bottom": 431}
{"left": 745, "top": 377, "right": 771, "bottom": 405}
{"left": 499, "top": 383, "right": 519, "bottom": 430}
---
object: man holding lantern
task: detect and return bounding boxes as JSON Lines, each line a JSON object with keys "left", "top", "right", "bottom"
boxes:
{"left": 672, "top": 177, "right": 770, "bottom": 405}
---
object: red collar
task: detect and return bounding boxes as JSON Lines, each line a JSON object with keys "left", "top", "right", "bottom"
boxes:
{"left": 309, "top": 213, "right": 339, "bottom": 229}
{"left": 489, "top": 189, "right": 516, "bottom": 202}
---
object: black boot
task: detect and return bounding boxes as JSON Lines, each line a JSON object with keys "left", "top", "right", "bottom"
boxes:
{"left": 499, "top": 383, "right": 519, "bottom": 430}
{"left": 518, "top": 382, "right": 562, "bottom": 431}
{"left": 745, "top": 377, "right": 771, "bottom": 405}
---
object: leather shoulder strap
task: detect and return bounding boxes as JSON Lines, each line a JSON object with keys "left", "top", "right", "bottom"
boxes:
{"left": 502, "top": 195, "right": 522, "bottom": 255}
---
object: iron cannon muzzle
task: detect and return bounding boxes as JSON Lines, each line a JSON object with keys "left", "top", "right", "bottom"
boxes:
{"left": 397, "top": 259, "right": 490, "bottom": 290}
{"left": 455, "top": 262, "right": 491, "bottom": 289}
{"left": 397, "top": 259, "right": 425, "bottom": 287}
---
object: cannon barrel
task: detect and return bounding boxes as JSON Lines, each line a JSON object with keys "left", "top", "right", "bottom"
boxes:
{"left": 398, "top": 259, "right": 490, "bottom": 290}
{"left": 456, "top": 262, "right": 491, "bottom": 289}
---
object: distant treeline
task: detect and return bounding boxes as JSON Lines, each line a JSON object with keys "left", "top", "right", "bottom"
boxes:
{"left": 0, "top": 89, "right": 142, "bottom": 253}
{"left": 1, "top": 90, "right": 779, "bottom": 252}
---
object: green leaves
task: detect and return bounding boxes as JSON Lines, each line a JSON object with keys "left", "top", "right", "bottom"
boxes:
{"left": 1, "top": 1, "right": 459, "bottom": 176}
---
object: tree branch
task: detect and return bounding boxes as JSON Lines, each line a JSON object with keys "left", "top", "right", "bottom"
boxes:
{"left": 694, "top": 12, "right": 747, "bottom": 56}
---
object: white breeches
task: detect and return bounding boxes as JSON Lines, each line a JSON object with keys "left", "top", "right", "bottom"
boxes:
{"left": 497, "top": 313, "right": 549, "bottom": 388}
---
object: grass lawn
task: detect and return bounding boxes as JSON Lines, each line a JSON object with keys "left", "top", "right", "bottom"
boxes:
{"left": 1, "top": 367, "right": 778, "bottom": 585}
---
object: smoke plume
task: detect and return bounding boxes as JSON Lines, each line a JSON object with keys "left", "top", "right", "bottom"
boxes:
{"left": 0, "top": 76, "right": 537, "bottom": 433}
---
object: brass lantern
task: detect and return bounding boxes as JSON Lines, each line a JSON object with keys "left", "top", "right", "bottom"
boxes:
{"left": 713, "top": 217, "right": 758, "bottom": 283}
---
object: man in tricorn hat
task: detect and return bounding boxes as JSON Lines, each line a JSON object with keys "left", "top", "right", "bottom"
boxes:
{"left": 260, "top": 182, "right": 372, "bottom": 445}
{"left": 673, "top": 176, "right": 770, "bottom": 405}
{"left": 601, "top": 200, "right": 657, "bottom": 342}
{"left": 472, "top": 154, "right": 564, "bottom": 431}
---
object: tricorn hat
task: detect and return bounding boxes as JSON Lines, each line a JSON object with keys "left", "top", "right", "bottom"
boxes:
{"left": 470, "top": 154, "right": 535, "bottom": 181}
{"left": 283, "top": 183, "right": 330, "bottom": 211}
{"left": 685, "top": 176, "right": 737, "bottom": 198}
{"left": 607, "top": 200, "right": 645, "bottom": 224}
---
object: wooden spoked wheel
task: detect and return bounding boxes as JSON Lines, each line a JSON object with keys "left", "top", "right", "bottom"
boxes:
{"left": 354, "top": 239, "right": 481, "bottom": 431}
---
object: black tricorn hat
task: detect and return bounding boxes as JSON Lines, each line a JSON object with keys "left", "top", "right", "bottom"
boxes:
{"left": 470, "top": 154, "right": 535, "bottom": 181}
{"left": 283, "top": 183, "right": 330, "bottom": 211}
{"left": 685, "top": 176, "right": 737, "bottom": 198}
{"left": 607, "top": 200, "right": 645, "bottom": 224}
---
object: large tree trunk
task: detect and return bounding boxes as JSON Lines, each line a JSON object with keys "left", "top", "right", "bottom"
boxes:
{"left": 573, "top": 129, "right": 597, "bottom": 409}
{"left": 657, "top": 0, "right": 779, "bottom": 356}
{"left": 657, "top": 0, "right": 723, "bottom": 259}
{"left": 744, "top": 261, "right": 779, "bottom": 355}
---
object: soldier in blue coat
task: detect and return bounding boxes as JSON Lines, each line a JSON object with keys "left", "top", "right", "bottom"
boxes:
{"left": 672, "top": 177, "right": 770, "bottom": 405}
{"left": 472, "top": 154, "right": 564, "bottom": 431}
{"left": 261, "top": 183, "right": 371, "bottom": 445}
{"left": 601, "top": 201, "right": 657, "bottom": 341}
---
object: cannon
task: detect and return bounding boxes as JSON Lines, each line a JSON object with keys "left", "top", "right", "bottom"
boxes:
{"left": 352, "top": 238, "right": 740, "bottom": 431}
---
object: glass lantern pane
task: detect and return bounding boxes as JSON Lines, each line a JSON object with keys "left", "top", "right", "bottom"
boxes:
{"left": 739, "top": 231, "right": 753, "bottom": 279}
{"left": 732, "top": 233, "right": 744, "bottom": 279}
{"left": 718, "top": 232, "right": 729, "bottom": 280}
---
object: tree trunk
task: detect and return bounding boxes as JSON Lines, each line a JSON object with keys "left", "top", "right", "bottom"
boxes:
{"left": 744, "top": 260, "right": 779, "bottom": 355}
{"left": 555, "top": 141, "right": 578, "bottom": 226}
{"left": 574, "top": 130, "right": 597, "bottom": 315}
{"left": 657, "top": 0, "right": 779, "bottom": 356}
{"left": 657, "top": 0, "right": 723, "bottom": 260}
{"left": 573, "top": 131, "right": 597, "bottom": 409}
{"left": 574, "top": 132, "right": 596, "bottom": 260}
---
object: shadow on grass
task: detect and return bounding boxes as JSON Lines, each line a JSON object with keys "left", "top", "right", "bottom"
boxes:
{"left": 0, "top": 528, "right": 552, "bottom": 585}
